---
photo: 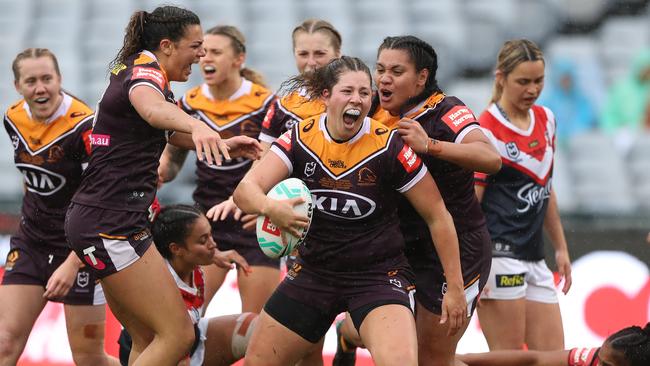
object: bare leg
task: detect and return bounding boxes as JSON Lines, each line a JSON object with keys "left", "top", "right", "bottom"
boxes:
{"left": 100, "top": 245, "right": 195, "bottom": 366}
{"left": 415, "top": 301, "right": 470, "bottom": 366}
{"left": 64, "top": 304, "right": 120, "bottom": 366}
{"left": 0, "top": 285, "right": 47, "bottom": 365}
{"left": 359, "top": 304, "right": 418, "bottom": 366}
{"left": 244, "top": 310, "right": 314, "bottom": 366}
{"left": 237, "top": 265, "right": 281, "bottom": 313}
{"left": 525, "top": 300, "right": 564, "bottom": 350}
{"left": 477, "top": 299, "right": 526, "bottom": 350}
{"left": 201, "top": 264, "right": 229, "bottom": 308}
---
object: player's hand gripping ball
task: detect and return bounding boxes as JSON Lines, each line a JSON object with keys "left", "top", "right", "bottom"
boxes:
{"left": 256, "top": 178, "right": 313, "bottom": 258}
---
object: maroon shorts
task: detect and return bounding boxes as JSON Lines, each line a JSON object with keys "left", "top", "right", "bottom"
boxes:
{"left": 210, "top": 213, "right": 280, "bottom": 269}
{"left": 2, "top": 235, "right": 105, "bottom": 305}
{"left": 65, "top": 203, "right": 153, "bottom": 279}
{"left": 265, "top": 256, "right": 415, "bottom": 342}
{"left": 408, "top": 226, "right": 492, "bottom": 316}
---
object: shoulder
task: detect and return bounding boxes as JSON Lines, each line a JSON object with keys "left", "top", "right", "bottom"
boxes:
{"left": 5, "top": 99, "right": 27, "bottom": 122}
{"left": 241, "top": 81, "right": 275, "bottom": 110}
{"left": 67, "top": 94, "right": 94, "bottom": 122}
{"left": 179, "top": 84, "right": 206, "bottom": 110}
{"left": 436, "top": 96, "right": 478, "bottom": 129}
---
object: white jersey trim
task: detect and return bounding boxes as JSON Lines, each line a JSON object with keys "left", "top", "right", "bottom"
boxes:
{"left": 487, "top": 103, "right": 536, "bottom": 136}
{"left": 128, "top": 81, "right": 165, "bottom": 98}
{"left": 397, "top": 164, "right": 428, "bottom": 193}
{"left": 270, "top": 145, "right": 293, "bottom": 175}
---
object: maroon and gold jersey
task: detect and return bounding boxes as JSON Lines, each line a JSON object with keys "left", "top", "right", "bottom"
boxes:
{"left": 271, "top": 113, "right": 427, "bottom": 271}
{"left": 179, "top": 80, "right": 274, "bottom": 206}
{"left": 259, "top": 90, "right": 325, "bottom": 144}
{"left": 373, "top": 93, "right": 486, "bottom": 245}
{"left": 4, "top": 92, "right": 93, "bottom": 248}
{"left": 72, "top": 50, "right": 174, "bottom": 212}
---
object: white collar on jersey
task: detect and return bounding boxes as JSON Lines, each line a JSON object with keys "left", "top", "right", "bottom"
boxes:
{"left": 23, "top": 92, "right": 72, "bottom": 124}
{"left": 141, "top": 49, "right": 158, "bottom": 62}
{"left": 488, "top": 103, "right": 536, "bottom": 136}
{"left": 319, "top": 113, "right": 371, "bottom": 144}
{"left": 201, "top": 79, "right": 252, "bottom": 101}
{"left": 165, "top": 259, "right": 199, "bottom": 296}
{"left": 401, "top": 97, "right": 430, "bottom": 118}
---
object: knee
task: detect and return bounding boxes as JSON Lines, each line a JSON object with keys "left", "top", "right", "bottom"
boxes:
{"left": 71, "top": 351, "right": 111, "bottom": 366}
{"left": 372, "top": 347, "right": 417, "bottom": 366}
{"left": 0, "top": 329, "right": 24, "bottom": 361}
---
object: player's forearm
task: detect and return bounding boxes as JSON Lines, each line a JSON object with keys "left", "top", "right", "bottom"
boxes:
{"left": 427, "top": 139, "right": 501, "bottom": 174}
{"left": 159, "top": 144, "right": 189, "bottom": 183}
{"left": 233, "top": 178, "right": 268, "bottom": 215}
{"left": 138, "top": 98, "right": 197, "bottom": 133}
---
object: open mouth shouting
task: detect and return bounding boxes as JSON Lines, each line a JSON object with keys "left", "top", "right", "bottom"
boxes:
{"left": 342, "top": 108, "right": 362, "bottom": 128}
{"left": 379, "top": 88, "right": 393, "bottom": 104}
{"left": 202, "top": 65, "right": 216, "bottom": 76}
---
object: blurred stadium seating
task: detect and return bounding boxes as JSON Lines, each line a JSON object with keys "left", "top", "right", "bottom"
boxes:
{"left": 0, "top": 0, "right": 649, "bottom": 218}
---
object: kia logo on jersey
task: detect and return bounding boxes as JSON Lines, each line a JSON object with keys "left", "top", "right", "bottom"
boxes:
{"left": 15, "top": 164, "right": 67, "bottom": 196}
{"left": 310, "top": 189, "right": 377, "bottom": 220}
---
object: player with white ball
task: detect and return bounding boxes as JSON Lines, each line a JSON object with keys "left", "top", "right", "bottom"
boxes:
{"left": 233, "top": 56, "right": 466, "bottom": 366}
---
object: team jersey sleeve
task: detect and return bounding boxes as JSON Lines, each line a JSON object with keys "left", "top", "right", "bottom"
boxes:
{"left": 269, "top": 126, "right": 295, "bottom": 175}
{"left": 436, "top": 101, "right": 481, "bottom": 144}
{"left": 568, "top": 347, "right": 599, "bottom": 366}
{"left": 388, "top": 132, "right": 428, "bottom": 193}
{"left": 125, "top": 63, "right": 167, "bottom": 98}
{"left": 260, "top": 99, "right": 283, "bottom": 143}
{"left": 75, "top": 115, "right": 94, "bottom": 164}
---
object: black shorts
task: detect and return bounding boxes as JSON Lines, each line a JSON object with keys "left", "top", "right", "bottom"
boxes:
{"left": 265, "top": 257, "right": 415, "bottom": 343}
{"left": 65, "top": 203, "right": 153, "bottom": 279}
{"left": 408, "top": 226, "right": 492, "bottom": 316}
{"left": 210, "top": 213, "right": 280, "bottom": 269}
{"left": 2, "top": 235, "right": 105, "bottom": 305}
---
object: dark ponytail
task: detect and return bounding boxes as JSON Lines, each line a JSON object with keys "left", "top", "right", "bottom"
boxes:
{"left": 606, "top": 323, "right": 650, "bottom": 366}
{"left": 110, "top": 6, "right": 200, "bottom": 71}
{"left": 377, "top": 35, "right": 442, "bottom": 115}
{"left": 151, "top": 204, "right": 203, "bottom": 259}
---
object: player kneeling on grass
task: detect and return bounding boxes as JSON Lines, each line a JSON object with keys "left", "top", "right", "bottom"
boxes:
{"left": 118, "top": 204, "right": 257, "bottom": 366}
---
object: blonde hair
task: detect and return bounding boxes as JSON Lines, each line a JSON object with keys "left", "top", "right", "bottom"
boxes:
{"left": 12, "top": 48, "right": 60, "bottom": 81}
{"left": 291, "top": 18, "right": 342, "bottom": 54}
{"left": 205, "top": 25, "right": 267, "bottom": 88}
{"left": 490, "top": 39, "right": 544, "bottom": 103}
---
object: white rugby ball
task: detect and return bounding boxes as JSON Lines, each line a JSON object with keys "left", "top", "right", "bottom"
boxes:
{"left": 256, "top": 178, "right": 313, "bottom": 258}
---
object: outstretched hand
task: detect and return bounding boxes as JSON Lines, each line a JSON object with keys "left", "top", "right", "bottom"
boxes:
{"left": 191, "top": 119, "right": 230, "bottom": 166}
{"left": 224, "top": 135, "right": 263, "bottom": 160}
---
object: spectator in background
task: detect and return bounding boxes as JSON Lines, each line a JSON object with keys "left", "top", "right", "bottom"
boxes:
{"left": 601, "top": 49, "right": 650, "bottom": 134}
{"left": 538, "top": 58, "right": 596, "bottom": 147}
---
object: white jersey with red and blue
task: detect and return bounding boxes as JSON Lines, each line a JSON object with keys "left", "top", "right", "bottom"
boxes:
{"left": 475, "top": 103, "right": 556, "bottom": 261}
